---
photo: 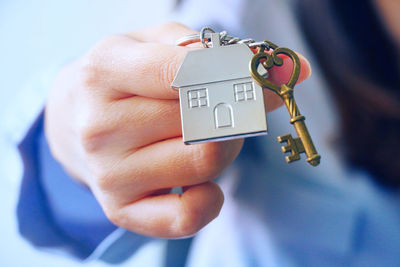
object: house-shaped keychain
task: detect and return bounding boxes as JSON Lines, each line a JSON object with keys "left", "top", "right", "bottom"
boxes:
{"left": 172, "top": 33, "right": 268, "bottom": 144}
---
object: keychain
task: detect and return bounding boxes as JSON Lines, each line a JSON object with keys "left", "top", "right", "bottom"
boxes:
{"left": 172, "top": 27, "right": 268, "bottom": 144}
{"left": 172, "top": 27, "right": 320, "bottom": 166}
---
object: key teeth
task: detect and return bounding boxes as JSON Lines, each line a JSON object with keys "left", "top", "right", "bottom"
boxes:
{"left": 277, "top": 134, "right": 291, "bottom": 143}
{"left": 278, "top": 134, "right": 291, "bottom": 153}
{"left": 287, "top": 154, "right": 301, "bottom": 162}
{"left": 277, "top": 134, "right": 302, "bottom": 163}
{"left": 285, "top": 156, "right": 300, "bottom": 163}
{"left": 281, "top": 145, "right": 290, "bottom": 153}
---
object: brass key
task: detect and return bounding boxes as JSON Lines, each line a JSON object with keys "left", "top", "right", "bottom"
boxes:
{"left": 249, "top": 41, "right": 321, "bottom": 166}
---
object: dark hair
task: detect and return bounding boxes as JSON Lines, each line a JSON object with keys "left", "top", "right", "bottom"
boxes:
{"left": 296, "top": 0, "right": 400, "bottom": 188}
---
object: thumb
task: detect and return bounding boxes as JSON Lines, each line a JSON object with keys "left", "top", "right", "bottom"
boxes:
{"left": 263, "top": 52, "right": 312, "bottom": 112}
{"left": 268, "top": 52, "right": 312, "bottom": 85}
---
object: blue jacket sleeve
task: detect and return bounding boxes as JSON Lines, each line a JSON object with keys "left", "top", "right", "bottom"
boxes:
{"left": 17, "top": 112, "right": 118, "bottom": 259}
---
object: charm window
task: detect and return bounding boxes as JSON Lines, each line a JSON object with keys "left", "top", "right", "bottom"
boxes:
{"left": 234, "top": 82, "right": 255, "bottom": 102}
{"left": 188, "top": 88, "right": 209, "bottom": 108}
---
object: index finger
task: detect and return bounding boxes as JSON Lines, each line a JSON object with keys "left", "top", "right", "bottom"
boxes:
{"left": 84, "top": 23, "right": 311, "bottom": 101}
{"left": 82, "top": 35, "right": 189, "bottom": 100}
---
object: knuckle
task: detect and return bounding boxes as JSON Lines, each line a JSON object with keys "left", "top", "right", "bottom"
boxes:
{"left": 94, "top": 169, "right": 114, "bottom": 191}
{"left": 80, "top": 34, "right": 125, "bottom": 88}
{"left": 78, "top": 121, "right": 109, "bottom": 154}
{"left": 79, "top": 125, "right": 99, "bottom": 153}
{"left": 155, "top": 53, "right": 180, "bottom": 89}
{"left": 173, "top": 211, "right": 203, "bottom": 237}
{"left": 192, "top": 143, "right": 225, "bottom": 180}
{"left": 80, "top": 51, "right": 106, "bottom": 88}
{"left": 103, "top": 205, "right": 128, "bottom": 227}
{"left": 92, "top": 163, "right": 121, "bottom": 193}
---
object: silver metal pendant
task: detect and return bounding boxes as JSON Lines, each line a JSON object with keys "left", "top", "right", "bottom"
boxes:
{"left": 172, "top": 31, "right": 268, "bottom": 144}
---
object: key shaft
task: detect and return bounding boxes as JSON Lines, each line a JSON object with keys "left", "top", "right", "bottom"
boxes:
{"left": 280, "top": 85, "right": 320, "bottom": 166}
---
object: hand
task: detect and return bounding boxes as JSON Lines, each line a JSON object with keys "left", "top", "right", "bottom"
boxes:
{"left": 45, "top": 22, "right": 311, "bottom": 238}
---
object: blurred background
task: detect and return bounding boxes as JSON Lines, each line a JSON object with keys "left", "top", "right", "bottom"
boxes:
{"left": 1, "top": 0, "right": 399, "bottom": 266}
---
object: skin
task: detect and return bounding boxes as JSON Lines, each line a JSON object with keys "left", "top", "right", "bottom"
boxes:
{"left": 45, "top": 22, "right": 311, "bottom": 238}
{"left": 374, "top": 0, "right": 400, "bottom": 48}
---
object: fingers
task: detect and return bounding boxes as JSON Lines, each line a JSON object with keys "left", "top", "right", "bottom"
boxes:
{"left": 90, "top": 137, "right": 243, "bottom": 204}
{"left": 81, "top": 22, "right": 197, "bottom": 100}
{"left": 113, "top": 97, "right": 181, "bottom": 147}
{"left": 79, "top": 51, "right": 312, "bottom": 153}
{"left": 104, "top": 181, "right": 224, "bottom": 238}
{"left": 89, "top": 137, "right": 241, "bottom": 238}
{"left": 79, "top": 97, "right": 182, "bottom": 154}
{"left": 81, "top": 36, "right": 187, "bottom": 100}
{"left": 82, "top": 21, "right": 312, "bottom": 104}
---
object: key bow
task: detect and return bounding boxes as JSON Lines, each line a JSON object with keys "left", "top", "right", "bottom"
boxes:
{"left": 250, "top": 41, "right": 300, "bottom": 94}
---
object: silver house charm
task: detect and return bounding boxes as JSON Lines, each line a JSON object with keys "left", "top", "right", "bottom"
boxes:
{"left": 172, "top": 31, "right": 267, "bottom": 144}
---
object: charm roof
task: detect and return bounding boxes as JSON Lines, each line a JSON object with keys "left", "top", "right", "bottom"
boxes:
{"left": 171, "top": 43, "right": 259, "bottom": 88}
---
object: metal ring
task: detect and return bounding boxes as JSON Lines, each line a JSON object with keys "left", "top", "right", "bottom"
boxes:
{"left": 175, "top": 33, "right": 202, "bottom": 46}
{"left": 238, "top": 38, "right": 255, "bottom": 44}
{"left": 175, "top": 27, "right": 268, "bottom": 51}
{"left": 175, "top": 27, "right": 217, "bottom": 47}
{"left": 199, "top": 27, "right": 215, "bottom": 48}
